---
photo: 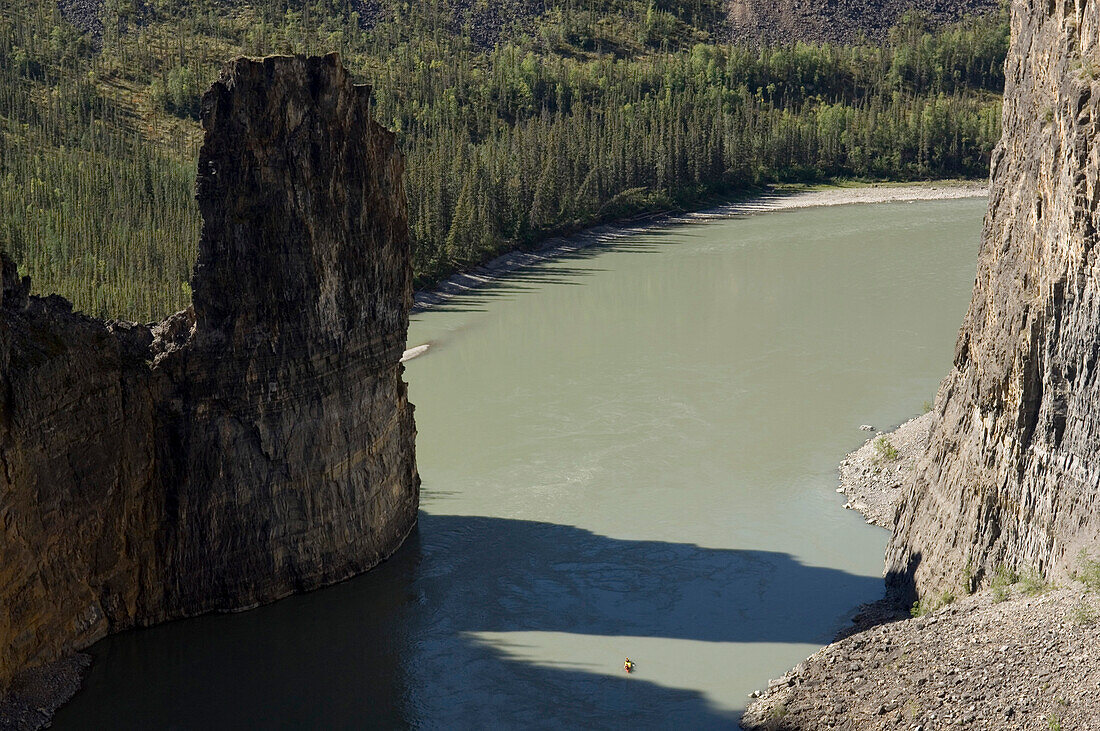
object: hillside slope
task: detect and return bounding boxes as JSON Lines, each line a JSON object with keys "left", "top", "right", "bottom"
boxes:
{"left": 1, "top": 1, "right": 1006, "bottom": 321}
{"left": 726, "top": 0, "right": 1004, "bottom": 44}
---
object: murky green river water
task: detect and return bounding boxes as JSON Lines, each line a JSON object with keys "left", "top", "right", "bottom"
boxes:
{"left": 55, "top": 197, "right": 986, "bottom": 729}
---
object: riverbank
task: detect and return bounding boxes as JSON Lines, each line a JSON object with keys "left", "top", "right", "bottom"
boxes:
{"left": 409, "top": 181, "right": 988, "bottom": 318}
{"left": 741, "top": 417, "right": 1100, "bottom": 730}
{"left": 0, "top": 654, "right": 89, "bottom": 731}
{"left": 837, "top": 413, "right": 935, "bottom": 529}
{"left": 3, "top": 185, "right": 986, "bottom": 729}
{"left": 740, "top": 582, "right": 1100, "bottom": 729}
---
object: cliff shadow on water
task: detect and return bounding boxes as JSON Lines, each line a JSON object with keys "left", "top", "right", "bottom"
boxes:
{"left": 56, "top": 513, "right": 882, "bottom": 728}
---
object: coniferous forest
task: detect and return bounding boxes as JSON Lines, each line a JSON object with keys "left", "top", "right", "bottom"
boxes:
{"left": 1, "top": 0, "right": 1008, "bottom": 320}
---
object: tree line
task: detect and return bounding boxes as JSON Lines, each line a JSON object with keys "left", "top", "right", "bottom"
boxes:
{"left": 0, "top": 0, "right": 1008, "bottom": 320}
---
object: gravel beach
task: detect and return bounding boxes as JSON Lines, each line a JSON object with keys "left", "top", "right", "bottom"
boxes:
{"left": 837, "top": 413, "right": 935, "bottom": 530}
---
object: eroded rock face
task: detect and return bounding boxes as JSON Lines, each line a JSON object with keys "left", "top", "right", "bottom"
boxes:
{"left": 0, "top": 54, "right": 419, "bottom": 685}
{"left": 887, "top": 1, "right": 1100, "bottom": 602}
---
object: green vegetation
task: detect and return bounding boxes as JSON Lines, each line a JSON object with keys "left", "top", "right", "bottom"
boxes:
{"left": 1071, "top": 599, "right": 1098, "bottom": 626}
{"left": 961, "top": 557, "right": 975, "bottom": 595}
{"left": 1019, "top": 566, "right": 1049, "bottom": 596}
{"left": 766, "top": 702, "right": 788, "bottom": 721}
{"left": 910, "top": 589, "right": 954, "bottom": 617}
{"left": 1074, "top": 549, "right": 1100, "bottom": 592}
{"left": 874, "top": 436, "right": 899, "bottom": 463}
{"left": 991, "top": 564, "right": 1018, "bottom": 602}
{"left": 1, "top": 0, "right": 1009, "bottom": 320}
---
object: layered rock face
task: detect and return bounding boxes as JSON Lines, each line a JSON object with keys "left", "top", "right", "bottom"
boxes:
{"left": 887, "top": 1, "right": 1100, "bottom": 601}
{"left": 0, "top": 54, "right": 419, "bottom": 685}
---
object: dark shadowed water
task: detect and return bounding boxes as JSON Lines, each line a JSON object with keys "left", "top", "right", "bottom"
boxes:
{"left": 54, "top": 197, "right": 986, "bottom": 729}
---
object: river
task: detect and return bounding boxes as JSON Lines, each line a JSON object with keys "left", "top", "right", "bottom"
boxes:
{"left": 54, "top": 197, "right": 986, "bottom": 729}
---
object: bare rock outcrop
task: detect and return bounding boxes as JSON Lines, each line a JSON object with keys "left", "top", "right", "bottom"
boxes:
{"left": 887, "top": 1, "right": 1100, "bottom": 602}
{"left": 0, "top": 54, "right": 419, "bottom": 688}
{"left": 725, "top": 0, "right": 1002, "bottom": 45}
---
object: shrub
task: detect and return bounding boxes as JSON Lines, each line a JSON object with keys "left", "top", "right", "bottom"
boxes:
{"left": 910, "top": 590, "right": 954, "bottom": 617}
{"left": 1019, "top": 566, "right": 1048, "bottom": 596}
{"left": 874, "top": 436, "right": 899, "bottom": 463}
{"left": 1071, "top": 600, "right": 1098, "bottom": 626}
{"left": 991, "top": 564, "right": 1018, "bottom": 603}
{"left": 961, "top": 558, "right": 976, "bottom": 595}
{"left": 1075, "top": 550, "right": 1100, "bottom": 592}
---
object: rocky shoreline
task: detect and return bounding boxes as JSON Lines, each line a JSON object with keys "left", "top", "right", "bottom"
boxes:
{"left": 837, "top": 413, "right": 935, "bottom": 530}
{"left": 741, "top": 419, "right": 1100, "bottom": 730}
{"left": 0, "top": 656, "right": 89, "bottom": 731}
{"left": 740, "top": 580, "right": 1100, "bottom": 730}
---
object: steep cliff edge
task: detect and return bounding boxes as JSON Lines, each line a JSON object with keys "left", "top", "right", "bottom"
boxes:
{"left": 744, "top": 9, "right": 1100, "bottom": 724}
{"left": 887, "top": 1, "right": 1100, "bottom": 601}
{"left": 0, "top": 53, "right": 419, "bottom": 688}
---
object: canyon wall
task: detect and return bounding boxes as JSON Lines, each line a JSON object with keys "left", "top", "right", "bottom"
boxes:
{"left": 0, "top": 54, "right": 419, "bottom": 685}
{"left": 887, "top": 0, "right": 1100, "bottom": 601}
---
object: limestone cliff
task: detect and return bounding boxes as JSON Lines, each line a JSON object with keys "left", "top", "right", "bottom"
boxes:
{"left": 887, "top": 1, "right": 1100, "bottom": 601}
{"left": 0, "top": 53, "right": 419, "bottom": 686}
